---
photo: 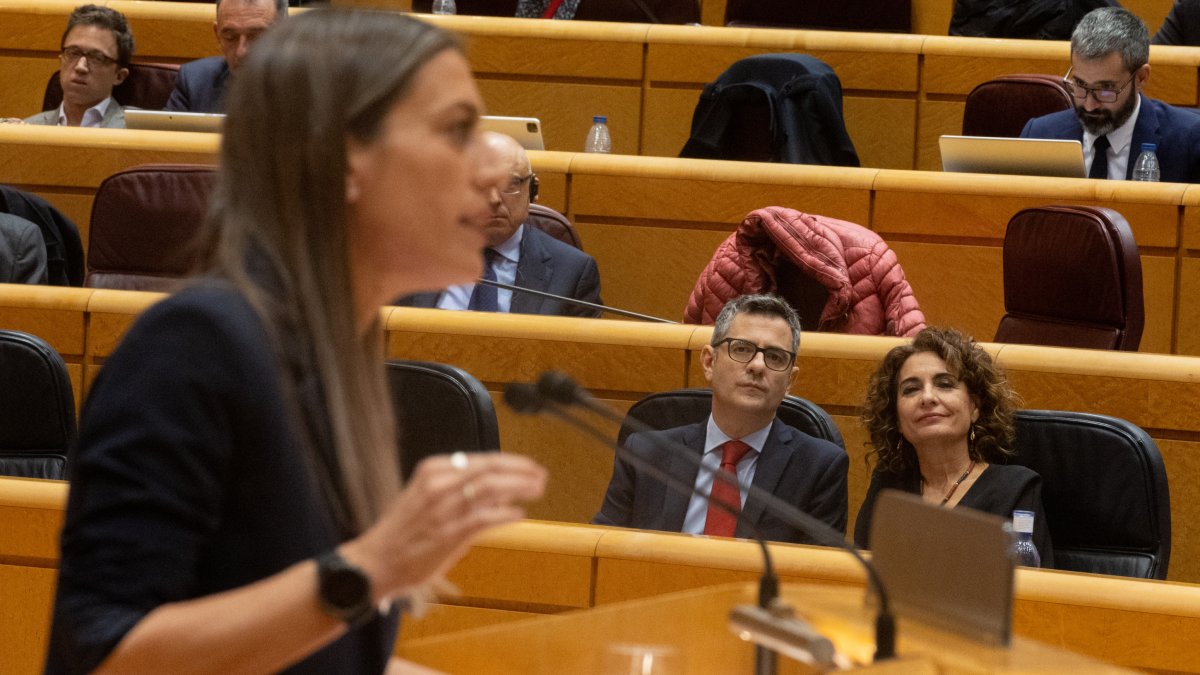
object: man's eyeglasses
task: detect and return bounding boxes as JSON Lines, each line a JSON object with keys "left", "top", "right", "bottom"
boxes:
{"left": 1062, "top": 67, "right": 1136, "bottom": 103}
{"left": 60, "top": 46, "right": 118, "bottom": 69}
{"left": 500, "top": 173, "right": 534, "bottom": 195}
{"left": 715, "top": 338, "right": 795, "bottom": 372}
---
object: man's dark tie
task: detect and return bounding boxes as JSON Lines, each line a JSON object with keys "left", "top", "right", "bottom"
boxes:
{"left": 703, "top": 439, "right": 753, "bottom": 537}
{"left": 467, "top": 249, "right": 499, "bottom": 312}
{"left": 1089, "top": 135, "right": 1111, "bottom": 180}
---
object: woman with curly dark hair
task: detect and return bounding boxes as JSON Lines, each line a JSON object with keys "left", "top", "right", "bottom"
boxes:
{"left": 853, "top": 327, "right": 1052, "bottom": 565}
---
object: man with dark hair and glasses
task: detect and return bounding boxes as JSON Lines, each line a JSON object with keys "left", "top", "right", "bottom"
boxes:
{"left": 24, "top": 4, "right": 134, "bottom": 127}
{"left": 594, "top": 293, "right": 849, "bottom": 544}
{"left": 1021, "top": 7, "right": 1200, "bottom": 182}
{"left": 397, "top": 132, "right": 602, "bottom": 317}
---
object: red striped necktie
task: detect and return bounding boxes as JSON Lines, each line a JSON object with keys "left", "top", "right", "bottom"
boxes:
{"left": 703, "top": 439, "right": 752, "bottom": 537}
{"left": 542, "top": 0, "right": 565, "bottom": 18}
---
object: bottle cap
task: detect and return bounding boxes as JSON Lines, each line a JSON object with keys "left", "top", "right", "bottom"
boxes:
{"left": 1141, "top": 143, "right": 1156, "bottom": 152}
{"left": 593, "top": 116, "right": 607, "bottom": 124}
{"left": 1012, "top": 510, "right": 1035, "bottom": 534}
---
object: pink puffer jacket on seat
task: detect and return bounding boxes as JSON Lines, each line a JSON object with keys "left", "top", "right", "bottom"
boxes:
{"left": 684, "top": 206, "right": 926, "bottom": 337}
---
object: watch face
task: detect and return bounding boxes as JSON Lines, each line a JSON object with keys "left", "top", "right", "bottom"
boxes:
{"left": 324, "top": 565, "right": 370, "bottom": 609}
{"left": 318, "top": 552, "right": 373, "bottom": 624}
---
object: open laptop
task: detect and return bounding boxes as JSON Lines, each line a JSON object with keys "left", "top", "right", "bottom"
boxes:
{"left": 480, "top": 115, "right": 545, "bottom": 151}
{"left": 125, "top": 110, "right": 224, "bottom": 133}
{"left": 940, "top": 135, "right": 1086, "bottom": 178}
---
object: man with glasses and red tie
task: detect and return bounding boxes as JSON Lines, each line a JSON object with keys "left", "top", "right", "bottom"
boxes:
{"left": 594, "top": 294, "right": 848, "bottom": 544}
{"left": 24, "top": 5, "right": 133, "bottom": 128}
{"left": 1021, "top": 7, "right": 1200, "bottom": 182}
{"left": 397, "top": 131, "right": 603, "bottom": 317}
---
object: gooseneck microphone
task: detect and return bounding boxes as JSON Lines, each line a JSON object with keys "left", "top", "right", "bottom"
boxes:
{"left": 504, "top": 382, "right": 832, "bottom": 674}
{"left": 513, "top": 371, "right": 897, "bottom": 663}
{"left": 474, "top": 278, "right": 675, "bottom": 323}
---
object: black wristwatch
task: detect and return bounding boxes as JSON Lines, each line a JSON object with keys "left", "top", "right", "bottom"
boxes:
{"left": 316, "top": 550, "right": 377, "bottom": 628}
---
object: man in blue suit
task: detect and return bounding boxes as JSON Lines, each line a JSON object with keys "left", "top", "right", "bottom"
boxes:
{"left": 164, "top": 0, "right": 285, "bottom": 113}
{"left": 396, "top": 132, "right": 603, "bottom": 318}
{"left": 1021, "top": 7, "right": 1200, "bottom": 183}
{"left": 593, "top": 294, "right": 849, "bottom": 544}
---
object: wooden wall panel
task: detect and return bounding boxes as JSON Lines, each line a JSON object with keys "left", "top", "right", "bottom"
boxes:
{"left": 844, "top": 97, "right": 918, "bottom": 170}
{"left": 887, "top": 241, "right": 1004, "bottom": 341}
{"left": 1177, "top": 258, "right": 1200, "bottom": 355}
{"left": 641, "top": 87, "right": 700, "bottom": 158}
{"left": 476, "top": 79, "right": 641, "bottom": 155}
{"left": 0, "top": 565, "right": 55, "bottom": 675}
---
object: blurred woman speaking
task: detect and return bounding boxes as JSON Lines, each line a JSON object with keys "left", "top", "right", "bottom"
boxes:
{"left": 46, "top": 10, "right": 546, "bottom": 673}
{"left": 854, "top": 327, "right": 1052, "bottom": 565}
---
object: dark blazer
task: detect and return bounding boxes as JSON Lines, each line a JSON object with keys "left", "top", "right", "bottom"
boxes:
{"left": 1154, "top": 0, "right": 1200, "bottom": 45}
{"left": 593, "top": 419, "right": 849, "bottom": 544}
{"left": 1020, "top": 95, "right": 1200, "bottom": 183}
{"left": 45, "top": 283, "right": 398, "bottom": 674}
{"left": 397, "top": 224, "right": 603, "bottom": 318}
{"left": 164, "top": 56, "right": 230, "bottom": 113}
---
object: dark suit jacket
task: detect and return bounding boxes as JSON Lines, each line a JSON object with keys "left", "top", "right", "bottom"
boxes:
{"left": 1154, "top": 0, "right": 1200, "bottom": 45}
{"left": 396, "top": 224, "right": 603, "bottom": 318}
{"left": 46, "top": 282, "right": 399, "bottom": 674}
{"left": 1020, "top": 95, "right": 1200, "bottom": 183}
{"left": 164, "top": 56, "right": 229, "bottom": 114}
{"left": 593, "top": 419, "right": 849, "bottom": 544}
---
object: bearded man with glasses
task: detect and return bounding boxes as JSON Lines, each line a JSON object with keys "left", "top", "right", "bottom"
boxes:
{"left": 594, "top": 294, "right": 849, "bottom": 544}
{"left": 24, "top": 5, "right": 133, "bottom": 128}
{"left": 1020, "top": 7, "right": 1200, "bottom": 182}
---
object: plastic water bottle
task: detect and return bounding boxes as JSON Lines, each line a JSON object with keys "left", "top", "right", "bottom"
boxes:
{"left": 584, "top": 115, "right": 612, "bottom": 154}
{"left": 1011, "top": 510, "right": 1042, "bottom": 568}
{"left": 431, "top": 0, "right": 456, "bottom": 14}
{"left": 1132, "top": 142, "right": 1160, "bottom": 182}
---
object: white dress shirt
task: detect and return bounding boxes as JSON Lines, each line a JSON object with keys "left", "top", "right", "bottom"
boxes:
{"left": 1083, "top": 94, "right": 1141, "bottom": 180}
{"left": 55, "top": 97, "right": 115, "bottom": 128}
{"left": 680, "top": 415, "right": 772, "bottom": 535}
{"left": 437, "top": 224, "right": 524, "bottom": 312}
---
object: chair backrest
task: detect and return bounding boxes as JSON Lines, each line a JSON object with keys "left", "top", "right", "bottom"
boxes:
{"left": 526, "top": 203, "right": 583, "bottom": 249}
{"left": 962, "top": 75, "right": 1074, "bottom": 138}
{"left": 724, "top": 0, "right": 910, "bottom": 32}
{"left": 616, "top": 388, "right": 844, "bottom": 450}
{"left": 42, "top": 62, "right": 180, "bottom": 111}
{"left": 0, "top": 330, "right": 75, "bottom": 480}
{"left": 573, "top": 0, "right": 699, "bottom": 23}
{"left": 412, "top": 0, "right": 516, "bottom": 14}
{"left": 994, "top": 205, "right": 1144, "bottom": 350}
{"left": 86, "top": 164, "right": 217, "bottom": 291}
{"left": 1011, "top": 410, "right": 1170, "bottom": 579}
{"left": 385, "top": 360, "right": 500, "bottom": 479}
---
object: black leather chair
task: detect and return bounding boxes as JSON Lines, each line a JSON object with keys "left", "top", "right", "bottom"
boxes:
{"left": 617, "top": 388, "right": 844, "bottom": 449}
{"left": 0, "top": 330, "right": 75, "bottom": 480}
{"left": 994, "top": 205, "right": 1144, "bottom": 351}
{"left": 724, "top": 0, "right": 910, "bottom": 32}
{"left": 962, "top": 75, "right": 1074, "bottom": 138}
{"left": 1011, "top": 410, "right": 1170, "bottom": 580}
{"left": 385, "top": 360, "right": 500, "bottom": 479}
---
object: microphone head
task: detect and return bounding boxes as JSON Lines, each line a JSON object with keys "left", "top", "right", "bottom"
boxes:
{"left": 503, "top": 382, "right": 544, "bottom": 414}
{"left": 536, "top": 371, "right": 583, "bottom": 405}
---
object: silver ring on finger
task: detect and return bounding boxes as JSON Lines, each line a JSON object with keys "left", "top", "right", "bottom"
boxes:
{"left": 450, "top": 451, "right": 468, "bottom": 471}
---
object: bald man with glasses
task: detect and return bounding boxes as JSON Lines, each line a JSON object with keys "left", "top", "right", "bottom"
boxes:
{"left": 1020, "top": 7, "right": 1200, "bottom": 182}
{"left": 397, "top": 132, "right": 603, "bottom": 318}
{"left": 594, "top": 294, "right": 849, "bottom": 544}
{"left": 23, "top": 5, "right": 133, "bottom": 128}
